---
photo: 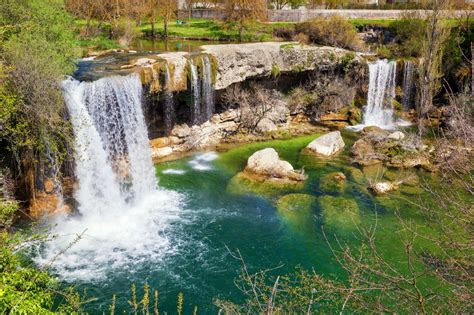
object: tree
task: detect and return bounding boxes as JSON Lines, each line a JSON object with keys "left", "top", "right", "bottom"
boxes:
{"left": 158, "top": 0, "right": 177, "bottom": 38}
{"left": 270, "top": 0, "right": 307, "bottom": 9}
{"left": 416, "top": 0, "right": 453, "bottom": 134}
{"left": 223, "top": 0, "right": 267, "bottom": 41}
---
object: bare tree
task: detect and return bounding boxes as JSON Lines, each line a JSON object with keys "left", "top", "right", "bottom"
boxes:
{"left": 416, "top": 0, "right": 453, "bottom": 135}
{"left": 222, "top": 0, "right": 267, "bottom": 41}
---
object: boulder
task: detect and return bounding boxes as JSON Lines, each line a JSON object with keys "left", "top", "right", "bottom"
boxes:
{"left": 320, "top": 195, "right": 361, "bottom": 231}
{"left": 388, "top": 131, "right": 405, "bottom": 140}
{"left": 361, "top": 126, "right": 388, "bottom": 136}
{"left": 306, "top": 131, "right": 345, "bottom": 157}
{"left": 369, "top": 181, "right": 399, "bottom": 195}
{"left": 245, "top": 148, "right": 306, "bottom": 182}
{"left": 151, "top": 146, "right": 173, "bottom": 159}
{"left": 256, "top": 118, "right": 278, "bottom": 133}
{"left": 171, "top": 124, "right": 191, "bottom": 138}
{"left": 319, "top": 172, "right": 347, "bottom": 193}
{"left": 276, "top": 194, "right": 317, "bottom": 227}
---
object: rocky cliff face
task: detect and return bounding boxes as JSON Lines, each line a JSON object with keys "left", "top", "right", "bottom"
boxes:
{"left": 201, "top": 42, "right": 360, "bottom": 90}
{"left": 135, "top": 42, "right": 362, "bottom": 92}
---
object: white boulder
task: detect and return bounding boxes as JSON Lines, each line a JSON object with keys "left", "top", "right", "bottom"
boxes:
{"left": 388, "top": 131, "right": 405, "bottom": 140}
{"left": 246, "top": 148, "right": 306, "bottom": 181}
{"left": 306, "top": 131, "right": 345, "bottom": 156}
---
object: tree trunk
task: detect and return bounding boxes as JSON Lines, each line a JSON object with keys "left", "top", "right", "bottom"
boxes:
{"left": 164, "top": 17, "right": 169, "bottom": 39}
{"left": 85, "top": 17, "right": 91, "bottom": 36}
{"left": 151, "top": 15, "right": 156, "bottom": 37}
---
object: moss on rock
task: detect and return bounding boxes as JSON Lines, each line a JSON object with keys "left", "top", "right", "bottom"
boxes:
{"left": 320, "top": 195, "right": 361, "bottom": 231}
{"left": 319, "top": 172, "right": 347, "bottom": 194}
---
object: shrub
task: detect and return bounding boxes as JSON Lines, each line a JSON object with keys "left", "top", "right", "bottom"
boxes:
{"left": 115, "top": 18, "right": 141, "bottom": 47}
{"left": 273, "top": 25, "right": 295, "bottom": 40}
{"left": 293, "top": 32, "right": 310, "bottom": 45}
{"left": 295, "top": 15, "right": 363, "bottom": 51}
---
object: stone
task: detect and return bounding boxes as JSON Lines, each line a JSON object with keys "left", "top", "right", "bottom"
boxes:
{"left": 388, "top": 131, "right": 405, "bottom": 140}
{"left": 245, "top": 148, "right": 306, "bottom": 182}
{"left": 276, "top": 194, "right": 317, "bottom": 226}
{"left": 28, "top": 192, "right": 72, "bottom": 219}
{"left": 350, "top": 139, "right": 383, "bottom": 166}
{"left": 151, "top": 146, "right": 173, "bottom": 159}
{"left": 150, "top": 137, "right": 171, "bottom": 148}
{"left": 276, "top": 194, "right": 317, "bottom": 213}
{"left": 361, "top": 126, "right": 387, "bottom": 136}
{"left": 319, "top": 195, "right": 361, "bottom": 230}
{"left": 319, "top": 172, "right": 347, "bottom": 193}
{"left": 306, "top": 131, "right": 345, "bottom": 157}
{"left": 256, "top": 118, "right": 278, "bottom": 133}
{"left": 319, "top": 112, "right": 349, "bottom": 121}
{"left": 369, "top": 181, "right": 399, "bottom": 195}
{"left": 43, "top": 179, "right": 55, "bottom": 194}
{"left": 171, "top": 124, "right": 191, "bottom": 138}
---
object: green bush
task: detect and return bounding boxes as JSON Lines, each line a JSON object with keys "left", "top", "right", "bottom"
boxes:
{"left": 295, "top": 16, "right": 363, "bottom": 51}
{"left": 389, "top": 17, "right": 426, "bottom": 57}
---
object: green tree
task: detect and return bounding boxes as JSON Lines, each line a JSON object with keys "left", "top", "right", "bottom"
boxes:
{"left": 0, "top": 0, "right": 79, "bottom": 201}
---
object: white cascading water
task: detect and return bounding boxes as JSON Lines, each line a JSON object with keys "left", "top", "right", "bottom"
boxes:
{"left": 201, "top": 56, "right": 215, "bottom": 122}
{"left": 163, "top": 64, "right": 176, "bottom": 133}
{"left": 189, "top": 59, "right": 201, "bottom": 125}
{"left": 402, "top": 60, "right": 415, "bottom": 109}
{"left": 363, "top": 59, "right": 397, "bottom": 128}
{"left": 36, "top": 74, "right": 182, "bottom": 281}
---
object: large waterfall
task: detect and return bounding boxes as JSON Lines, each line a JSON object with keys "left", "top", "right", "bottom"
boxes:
{"left": 188, "top": 56, "right": 215, "bottom": 125}
{"left": 36, "top": 74, "right": 182, "bottom": 281}
{"left": 363, "top": 59, "right": 398, "bottom": 128}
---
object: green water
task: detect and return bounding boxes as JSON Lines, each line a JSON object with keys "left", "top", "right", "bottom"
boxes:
{"left": 79, "top": 131, "right": 445, "bottom": 313}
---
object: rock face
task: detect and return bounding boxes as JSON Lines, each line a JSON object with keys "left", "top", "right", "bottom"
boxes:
{"left": 306, "top": 131, "right": 345, "bottom": 156}
{"left": 202, "top": 43, "right": 360, "bottom": 90}
{"left": 135, "top": 42, "right": 360, "bottom": 92}
{"left": 245, "top": 148, "right": 307, "bottom": 182}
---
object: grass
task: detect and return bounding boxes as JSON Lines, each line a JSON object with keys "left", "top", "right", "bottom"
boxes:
{"left": 138, "top": 18, "right": 291, "bottom": 41}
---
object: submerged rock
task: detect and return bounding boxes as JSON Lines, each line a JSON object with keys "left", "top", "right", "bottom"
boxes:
{"left": 350, "top": 138, "right": 382, "bottom": 166}
{"left": 245, "top": 148, "right": 307, "bottom": 182}
{"left": 319, "top": 195, "right": 361, "bottom": 230}
{"left": 369, "top": 181, "right": 400, "bottom": 195}
{"left": 276, "top": 194, "right": 317, "bottom": 214}
{"left": 319, "top": 172, "right": 347, "bottom": 193}
{"left": 276, "top": 194, "right": 317, "bottom": 226}
{"left": 306, "top": 131, "right": 345, "bottom": 157}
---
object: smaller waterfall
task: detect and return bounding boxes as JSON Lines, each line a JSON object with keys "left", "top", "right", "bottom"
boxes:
{"left": 189, "top": 59, "right": 201, "bottom": 125}
{"left": 363, "top": 59, "right": 398, "bottom": 128}
{"left": 402, "top": 60, "right": 415, "bottom": 109}
{"left": 201, "top": 56, "right": 215, "bottom": 122}
{"left": 188, "top": 56, "right": 215, "bottom": 125}
{"left": 163, "top": 64, "right": 176, "bottom": 132}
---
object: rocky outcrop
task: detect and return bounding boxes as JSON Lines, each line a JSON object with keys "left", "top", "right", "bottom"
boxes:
{"left": 245, "top": 148, "right": 307, "bottom": 182}
{"left": 305, "top": 131, "right": 345, "bottom": 156}
{"left": 202, "top": 42, "right": 361, "bottom": 90}
{"left": 133, "top": 42, "right": 361, "bottom": 92}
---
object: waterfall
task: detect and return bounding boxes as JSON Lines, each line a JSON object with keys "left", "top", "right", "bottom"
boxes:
{"left": 82, "top": 74, "right": 156, "bottom": 199}
{"left": 201, "top": 56, "right": 215, "bottom": 122}
{"left": 188, "top": 56, "right": 215, "bottom": 125}
{"left": 189, "top": 59, "right": 201, "bottom": 125}
{"left": 363, "top": 59, "right": 397, "bottom": 128}
{"left": 402, "top": 60, "right": 415, "bottom": 109}
{"left": 36, "top": 74, "right": 182, "bottom": 281}
{"left": 164, "top": 64, "right": 176, "bottom": 133}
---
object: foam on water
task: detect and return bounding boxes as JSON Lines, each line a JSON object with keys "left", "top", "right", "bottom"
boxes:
{"left": 188, "top": 152, "right": 218, "bottom": 171}
{"left": 162, "top": 169, "right": 187, "bottom": 175}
